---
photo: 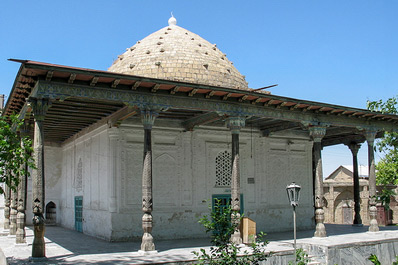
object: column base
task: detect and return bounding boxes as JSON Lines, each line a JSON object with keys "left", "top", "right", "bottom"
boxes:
{"left": 138, "top": 250, "right": 158, "bottom": 256}
{"left": 314, "top": 223, "right": 327, "bottom": 237}
{"left": 141, "top": 232, "right": 155, "bottom": 252}
{"left": 231, "top": 232, "right": 243, "bottom": 245}
{"left": 29, "top": 257, "right": 48, "bottom": 262}
{"left": 369, "top": 224, "right": 380, "bottom": 232}
{"left": 15, "top": 242, "right": 29, "bottom": 247}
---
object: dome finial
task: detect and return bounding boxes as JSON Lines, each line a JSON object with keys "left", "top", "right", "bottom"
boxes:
{"left": 168, "top": 12, "right": 177, "bottom": 26}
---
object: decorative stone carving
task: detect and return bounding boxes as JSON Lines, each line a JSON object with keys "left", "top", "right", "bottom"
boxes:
{"left": 29, "top": 97, "right": 50, "bottom": 258}
{"left": 9, "top": 187, "right": 17, "bottom": 235}
{"left": 364, "top": 129, "right": 379, "bottom": 232}
{"left": 215, "top": 151, "right": 232, "bottom": 187}
{"left": 140, "top": 110, "right": 157, "bottom": 252}
{"left": 16, "top": 149, "right": 28, "bottom": 243}
{"left": 227, "top": 116, "right": 245, "bottom": 244}
{"left": 227, "top": 116, "right": 245, "bottom": 134}
{"left": 309, "top": 126, "right": 327, "bottom": 237}
{"left": 74, "top": 158, "right": 83, "bottom": 192}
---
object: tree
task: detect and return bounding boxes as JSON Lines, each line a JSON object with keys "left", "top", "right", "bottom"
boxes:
{"left": 0, "top": 114, "right": 34, "bottom": 193}
{"left": 367, "top": 96, "right": 398, "bottom": 207}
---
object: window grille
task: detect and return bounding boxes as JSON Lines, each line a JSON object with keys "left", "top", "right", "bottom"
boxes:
{"left": 215, "top": 150, "right": 232, "bottom": 187}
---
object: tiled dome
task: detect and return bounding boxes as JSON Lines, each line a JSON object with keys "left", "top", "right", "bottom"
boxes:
{"left": 108, "top": 16, "right": 249, "bottom": 90}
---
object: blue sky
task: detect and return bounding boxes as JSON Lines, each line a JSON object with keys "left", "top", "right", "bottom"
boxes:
{"left": 1, "top": 1, "right": 397, "bottom": 177}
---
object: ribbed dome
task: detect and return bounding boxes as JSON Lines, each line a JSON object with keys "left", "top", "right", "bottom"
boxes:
{"left": 108, "top": 18, "right": 249, "bottom": 90}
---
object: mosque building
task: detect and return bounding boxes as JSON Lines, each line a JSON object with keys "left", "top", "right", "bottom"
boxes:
{"left": 3, "top": 16, "right": 398, "bottom": 256}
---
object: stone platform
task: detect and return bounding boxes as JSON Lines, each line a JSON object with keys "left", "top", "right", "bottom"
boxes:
{"left": 1, "top": 224, "right": 398, "bottom": 264}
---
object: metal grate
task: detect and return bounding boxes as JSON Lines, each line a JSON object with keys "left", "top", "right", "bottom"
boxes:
{"left": 215, "top": 150, "right": 232, "bottom": 187}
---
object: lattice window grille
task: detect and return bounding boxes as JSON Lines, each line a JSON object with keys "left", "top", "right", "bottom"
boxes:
{"left": 215, "top": 150, "right": 232, "bottom": 187}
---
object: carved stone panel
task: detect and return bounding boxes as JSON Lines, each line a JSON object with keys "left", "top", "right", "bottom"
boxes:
{"left": 153, "top": 153, "right": 178, "bottom": 207}
{"left": 74, "top": 158, "right": 83, "bottom": 192}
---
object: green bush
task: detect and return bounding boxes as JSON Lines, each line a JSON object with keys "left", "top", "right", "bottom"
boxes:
{"left": 192, "top": 199, "right": 269, "bottom": 264}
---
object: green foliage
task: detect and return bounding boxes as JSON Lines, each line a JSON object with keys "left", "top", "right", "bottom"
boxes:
{"left": 368, "top": 96, "right": 398, "bottom": 209}
{"left": 0, "top": 115, "right": 34, "bottom": 193}
{"left": 367, "top": 96, "right": 398, "bottom": 153}
{"left": 368, "top": 254, "right": 381, "bottom": 265}
{"left": 289, "top": 248, "right": 310, "bottom": 265}
{"left": 193, "top": 200, "right": 269, "bottom": 264}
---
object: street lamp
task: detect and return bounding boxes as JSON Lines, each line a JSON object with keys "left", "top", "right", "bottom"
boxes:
{"left": 286, "top": 182, "right": 301, "bottom": 265}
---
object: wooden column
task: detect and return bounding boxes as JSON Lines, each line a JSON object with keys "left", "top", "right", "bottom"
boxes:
{"left": 348, "top": 142, "right": 363, "bottom": 226}
{"left": 310, "top": 126, "right": 327, "bottom": 237}
{"left": 3, "top": 184, "right": 10, "bottom": 232}
{"left": 364, "top": 130, "right": 379, "bottom": 232}
{"left": 16, "top": 125, "right": 29, "bottom": 244}
{"left": 30, "top": 98, "right": 50, "bottom": 258}
{"left": 108, "top": 128, "right": 119, "bottom": 213}
{"left": 227, "top": 116, "right": 245, "bottom": 244}
{"left": 140, "top": 110, "right": 158, "bottom": 252}
{"left": 9, "top": 181, "right": 17, "bottom": 236}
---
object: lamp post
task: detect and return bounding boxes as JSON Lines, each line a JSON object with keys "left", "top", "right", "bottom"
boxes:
{"left": 286, "top": 182, "right": 301, "bottom": 265}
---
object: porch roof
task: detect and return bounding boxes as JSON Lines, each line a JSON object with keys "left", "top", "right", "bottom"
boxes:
{"left": 4, "top": 59, "right": 398, "bottom": 145}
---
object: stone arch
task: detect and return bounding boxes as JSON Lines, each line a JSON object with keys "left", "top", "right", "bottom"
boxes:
{"left": 334, "top": 190, "right": 354, "bottom": 224}
{"left": 45, "top": 201, "right": 56, "bottom": 225}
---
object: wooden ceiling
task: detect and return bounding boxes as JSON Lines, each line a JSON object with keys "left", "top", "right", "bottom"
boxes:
{"left": 4, "top": 59, "right": 397, "bottom": 145}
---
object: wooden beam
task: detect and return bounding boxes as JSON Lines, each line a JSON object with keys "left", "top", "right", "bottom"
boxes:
{"left": 206, "top": 91, "right": 216, "bottom": 99}
{"left": 90, "top": 76, "right": 99, "bottom": 87}
{"left": 45, "top": 71, "right": 54, "bottom": 81}
{"left": 252, "top": 98, "right": 261, "bottom": 105}
{"left": 107, "top": 106, "right": 138, "bottom": 127}
{"left": 151, "top": 84, "right": 160, "bottom": 93}
{"left": 181, "top": 112, "right": 221, "bottom": 130}
{"left": 223, "top": 93, "right": 232, "bottom": 100}
{"left": 188, "top": 88, "right": 198, "bottom": 97}
{"left": 170, "top": 86, "right": 180, "bottom": 95}
{"left": 132, "top": 81, "right": 141, "bottom": 90}
{"left": 111, "top": 79, "right": 121, "bottom": 88}
{"left": 68, "top": 73, "right": 76, "bottom": 84}
{"left": 261, "top": 122, "right": 299, "bottom": 137}
{"left": 239, "top": 95, "right": 249, "bottom": 102}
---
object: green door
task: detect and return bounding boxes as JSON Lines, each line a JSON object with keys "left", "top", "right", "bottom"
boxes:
{"left": 74, "top": 196, "right": 83, "bottom": 232}
{"left": 211, "top": 194, "right": 244, "bottom": 235}
{"left": 212, "top": 194, "right": 244, "bottom": 214}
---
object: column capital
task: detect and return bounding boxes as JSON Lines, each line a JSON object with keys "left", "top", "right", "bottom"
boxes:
{"left": 309, "top": 126, "right": 327, "bottom": 142}
{"left": 363, "top": 129, "right": 378, "bottom": 146}
{"left": 28, "top": 98, "right": 51, "bottom": 122}
{"left": 226, "top": 116, "right": 246, "bottom": 134}
{"left": 141, "top": 110, "right": 158, "bottom": 130}
{"left": 347, "top": 142, "right": 361, "bottom": 156}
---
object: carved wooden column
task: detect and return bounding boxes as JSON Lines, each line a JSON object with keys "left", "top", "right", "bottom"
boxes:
{"left": 347, "top": 142, "right": 363, "bottom": 226}
{"left": 3, "top": 184, "right": 10, "bottom": 233}
{"left": 9, "top": 181, "right": 17, "bottom": 236}
{"left": 30, "top": 98, "right": 50, "bottom": 258}
{"left": 140, "top": 110, "right": 158, "bottom": 252}
{"left": 365, "top": 129, "right": 379, "bottom": 232}
{"left": 310, "top": 126, "right": 327, "bottom": 237}
{"left": 108, "top": 128, "right": 119, "bottom": 213}
{"left": 227, "top": 116, "right": 245, "bottom": 244}
{"left": 16, "top": 125, "right": 29, "bottom": 244}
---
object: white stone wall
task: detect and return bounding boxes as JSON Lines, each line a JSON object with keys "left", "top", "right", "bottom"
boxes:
{"left": 112, "top": 123, "right": 314, "bottom": 240}
{"left": 51, "top": 121, "right": 314, "bottom": 241}
{"left": 58, "top": 125, "right": 112, "bottom": 240}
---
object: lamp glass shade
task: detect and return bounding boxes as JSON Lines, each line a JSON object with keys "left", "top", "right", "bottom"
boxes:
{"left": 286, "top": 182, "right": 301, "bottom": 207}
